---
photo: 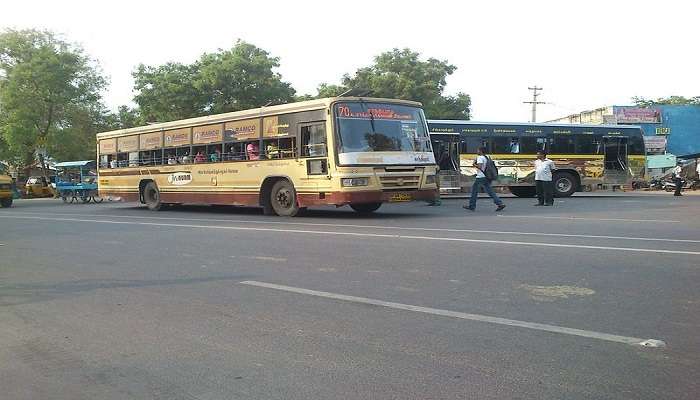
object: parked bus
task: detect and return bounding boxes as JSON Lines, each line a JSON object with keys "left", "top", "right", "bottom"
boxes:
{"left": 428, "top": 121, "right": 646, "bottom": 197}
{"left": 96, "top": 97, "right": 438, "bottom": 215}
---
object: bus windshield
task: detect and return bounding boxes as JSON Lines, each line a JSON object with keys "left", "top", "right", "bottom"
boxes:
{"left": 334, "top": 102, "right": 431, "bottom": 154}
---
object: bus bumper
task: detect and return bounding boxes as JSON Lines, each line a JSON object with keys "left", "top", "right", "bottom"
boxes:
{"left": 299, "top": 189, "right": 439, "bottom": 206}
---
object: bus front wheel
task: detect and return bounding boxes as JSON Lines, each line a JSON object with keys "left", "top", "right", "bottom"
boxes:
{"left": 553, "top": 172, "right": 577, "bottom": 197}
{"left": 350, "top": 202, "right": 382, "bottom": 214}
{"left": 270, "top": 180, "right": 301, "bottom": 217}
{"left": 143, "top": 182, "right": 163, "bottom": 211}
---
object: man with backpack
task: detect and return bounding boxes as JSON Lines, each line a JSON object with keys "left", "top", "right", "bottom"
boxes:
{"left": 464, "top": 146, "right": 505, "bottom": 212}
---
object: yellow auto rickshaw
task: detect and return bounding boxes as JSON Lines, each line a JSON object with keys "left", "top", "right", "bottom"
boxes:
{"left": 0, "top": 174, "right": 13, "bottom": 207}
{"left": 24, "top": 176, "right": 55, "bottom": 198}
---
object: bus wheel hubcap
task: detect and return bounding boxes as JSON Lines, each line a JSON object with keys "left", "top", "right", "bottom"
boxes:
{"left": 557, "top": 179, "right": 572, "bottom": 192}
{"left": 277, "top": 190, "right": 292, "bottom": 208}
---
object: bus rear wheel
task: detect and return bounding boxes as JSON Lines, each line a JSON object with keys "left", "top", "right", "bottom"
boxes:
{"left": 553, "top": 172, "right": 577, "bottom": 197}
{"left": 509, "top": 186, "right": 536, "bottom": 198}
{"left": 350, "top": 202, "right": 382, "bottom": 214}
{"left": 270, "top": 180, "right": 301, "bottom": 216}
{"left": 143, "top": 182, "right": 163, "bottom": 211}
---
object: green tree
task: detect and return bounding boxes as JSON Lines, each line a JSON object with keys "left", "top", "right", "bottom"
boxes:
{"left": 632, "top": 95, "right": 700, "bottom": 107}
{"left": 0, "top": 29, "right": 106, "bottom": 179}
{"left": 132, "top": 40, "right": 295, "bottom": 122}
{"left": 314, "top": 48, "right": 471, "bottom": 119}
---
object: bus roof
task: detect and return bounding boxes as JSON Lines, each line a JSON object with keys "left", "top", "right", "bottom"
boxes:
{"left": 97, "top": 97, "right": 423, "bottom": 140}
{"left": 427, "top": 120, "right": 642, "bottom": 130}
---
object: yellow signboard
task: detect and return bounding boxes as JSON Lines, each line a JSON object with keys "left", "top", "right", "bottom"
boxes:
{"left": 99, "top": 138, "right": 117, "bottom": 154}
{"left": 193, "top": 123, "right": 223, "bottom": 144}
{"left": 225, "top": 119, "right": 260, "bottom": 141}
{"left": 140, "top": 132, "right": 162, "bottom": 150}
{"left": 164, "top": 127, "right": 191, "bottom": 147}
{"left": 117, "top": 136, "right": 139, "bottom": 152}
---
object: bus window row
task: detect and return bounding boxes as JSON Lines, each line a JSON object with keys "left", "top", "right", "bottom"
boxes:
{"left": 458, "top": 135, "right": 643, "bottom": 155}
{"left": 100, "top": 134, "right": 327, "bottom": 168}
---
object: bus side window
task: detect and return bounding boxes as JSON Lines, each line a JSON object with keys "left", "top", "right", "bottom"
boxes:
{"left": 550, "top": 136, "right": 575, "bottom": 154}
{"left": 459, "top": 137, "right": 482, "bottom": 154}
{"left": 519, "top": 137, "right": 538, "bottom": 154}
{"left": 536, "top": 137, "right": 550, "bottom": 152}
{"left": 301, "top": 123, "right": 327, "bottom": 157}
{"left": 491, "top": 137, "right": 510, "bottom": 154}
{"left": 575, "top": 135, "right": 596, "bottom": 154}
{"left": 509, "top": 138, "right": 520, "bottom": 154}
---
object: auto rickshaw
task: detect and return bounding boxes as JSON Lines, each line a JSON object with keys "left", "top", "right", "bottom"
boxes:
{"left": 0, "top": 174, "right": 13, "bottom": 207}
{"left": 24, "top": 176, "right": 55, "bottom": 198}
{"left": 55, "top": 160, "right": 102, "bottom": 203}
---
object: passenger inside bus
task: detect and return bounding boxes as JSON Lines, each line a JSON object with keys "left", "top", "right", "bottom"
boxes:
{"left": 194, "top": 151, "right": 206, "bottom": 163}
{"left": 246, "top": 142, "right": 260, "bottom": 160}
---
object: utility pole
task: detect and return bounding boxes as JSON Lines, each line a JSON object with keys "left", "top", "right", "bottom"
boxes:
{"left": 523, "top": 86, "right": 545, "bottom": 122}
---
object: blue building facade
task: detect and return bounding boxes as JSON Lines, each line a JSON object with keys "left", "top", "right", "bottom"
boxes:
{"left": 613, "top": 105, "right": 700, "bottom": 157}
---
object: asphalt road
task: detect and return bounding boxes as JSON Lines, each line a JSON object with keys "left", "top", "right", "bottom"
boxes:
{"left": 1, "top": 193, "right": 699, "bottom": 399}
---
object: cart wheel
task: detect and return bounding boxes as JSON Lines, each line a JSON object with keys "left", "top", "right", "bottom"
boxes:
{"left": 62, "top": 195, "right": 69, "bottom": 203}
{"left": 92, "top": 196, "right": 104, "bottom": 203}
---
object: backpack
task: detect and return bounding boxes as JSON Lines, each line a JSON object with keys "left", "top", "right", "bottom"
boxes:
{"left": 483, "top": 156, "right": 498, "bottom": 181}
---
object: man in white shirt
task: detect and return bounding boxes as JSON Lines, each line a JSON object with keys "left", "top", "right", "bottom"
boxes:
{"left": 534, "top": 150, "right": 556, "bottom": 206}
{"left": 463, "top": 146, "right": 505, "bottom": 211}
{"left": 696, "top": 161, "right": 700, "bottom": 180}
{"left": 672, "top": 161, "right": 683, "bottom": 197}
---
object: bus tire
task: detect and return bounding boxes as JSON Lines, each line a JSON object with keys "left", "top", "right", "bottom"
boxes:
{"left": 1, "top": 197, "right": 12, "bottom": 207}
{"left": 350, "top": 202, "right": 382, "bottom": 214}
{"left": 269, "top": 180, "right": 300, "bottom": 217}
{"left": 143, "top": 181, "right": 163, "bottom": 211}
{"left": 509, "top": 186, "right": 536, "bottom": 198}
{"left": 553, "top": 172, "right": 577, "bottom": 197}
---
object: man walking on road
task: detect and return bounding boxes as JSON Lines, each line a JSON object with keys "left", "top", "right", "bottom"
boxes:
{"left": 534, "top": 150, "right": 556, "bottom": 206}
{"left": 464, "top": 146, "right": 505, "bottom": 212}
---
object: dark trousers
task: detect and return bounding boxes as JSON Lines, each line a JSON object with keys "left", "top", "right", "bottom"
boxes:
{"left": 674, "top": 178, "right": 683, "bottom": 196}
{"left": 536, "top": 180, "right": 554, "bottom": 205}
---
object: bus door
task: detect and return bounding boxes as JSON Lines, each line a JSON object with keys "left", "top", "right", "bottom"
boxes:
{"left": 429, "top": 133, "right": 460, "bottom": 191}
{"left": 602, "top": 136, "right": 629, "bottom": 184}
{"left": 602, "top": 136, "right": 629, "bottom": 172}
{"left": 298, "top": 122, "right": 330, "bottom": 192}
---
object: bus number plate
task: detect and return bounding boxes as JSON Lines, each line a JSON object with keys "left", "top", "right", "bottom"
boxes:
{"left": 389, "top": 193, "right": 412, "bottom": 202}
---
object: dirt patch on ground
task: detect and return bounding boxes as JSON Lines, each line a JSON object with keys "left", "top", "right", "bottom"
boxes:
{"left": 518, "top": 284, "right": 595, "bottom": 302}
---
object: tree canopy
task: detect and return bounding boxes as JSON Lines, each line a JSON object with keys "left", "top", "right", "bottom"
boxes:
{"left": 0, "top": 29, "right": 106, "bottom": 173}
{"left": 632, "top": 95, "right": 700, "bottom": 107}
{"left": 133, "top": 40, "right": 295, "bottom": 123}
{"left": 312, "top": 49, "right": 471, "bottom": 119}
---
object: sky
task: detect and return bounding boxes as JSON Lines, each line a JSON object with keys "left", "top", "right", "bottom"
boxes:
{"left": 1, "top": 0, "right": 698, "bottom": 122}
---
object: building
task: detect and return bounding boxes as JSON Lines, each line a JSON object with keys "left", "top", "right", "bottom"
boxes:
{"left": 549, "top": 105, "right": 700, "bottom": 158}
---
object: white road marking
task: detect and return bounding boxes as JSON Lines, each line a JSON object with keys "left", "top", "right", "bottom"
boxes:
{"left": 240, "top": 280, "right": 664, "bottom": 347}
{"left": 497, "top": 215, "right": 681, "bottom": 223}
{"left": 2, "top": 214, "right": 699, "bottom": 256}
{"left": 7, "top": 211, "right": 699, "bottom": 244}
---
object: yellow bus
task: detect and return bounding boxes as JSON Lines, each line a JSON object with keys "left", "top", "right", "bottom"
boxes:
{"left": 97, "top": 97, "right": 439, "bottom": 215}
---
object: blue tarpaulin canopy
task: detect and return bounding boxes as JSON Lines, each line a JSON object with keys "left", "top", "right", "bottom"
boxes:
{"left": 54, "top": 160, "right": 95, "bottom": 168}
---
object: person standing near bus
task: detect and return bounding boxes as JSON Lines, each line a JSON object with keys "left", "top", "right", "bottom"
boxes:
{"left": 672, "top": 161, "right": 684, "bottom": 197}
{"left": 534, "top": 150, "right": 556, "bottom": 206}
{"left": 464, "top": 146, "right": 505, "bottom": 212}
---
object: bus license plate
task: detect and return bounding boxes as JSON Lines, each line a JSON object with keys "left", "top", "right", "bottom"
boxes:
{"left": 389, "top": 193, "right": 412, "bottom": 202}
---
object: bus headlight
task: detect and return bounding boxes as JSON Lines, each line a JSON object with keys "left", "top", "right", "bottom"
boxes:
{"left": 341, "top": 178, "right": 369, "bottom": 187}
{"left": 425, "top": 175, "right": 436, "bottom": 185}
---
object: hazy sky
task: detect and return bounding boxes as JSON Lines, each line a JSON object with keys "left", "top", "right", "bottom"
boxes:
{"left": 2, "top": 0, "right": 697, "bottom": 122}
